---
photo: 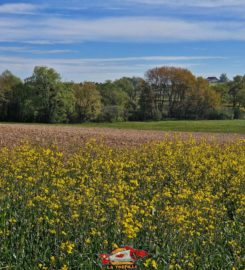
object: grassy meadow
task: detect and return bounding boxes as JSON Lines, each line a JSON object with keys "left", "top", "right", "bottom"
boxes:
{"left": 65, "top": 120, "right": 245, "bottom": 134}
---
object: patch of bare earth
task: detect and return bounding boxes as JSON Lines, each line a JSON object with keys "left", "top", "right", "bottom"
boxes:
{"left": 0, "top": 124, "right": 244, "bottom": 150}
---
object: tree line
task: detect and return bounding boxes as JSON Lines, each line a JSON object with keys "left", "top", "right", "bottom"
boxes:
{"left": 0, "top": 66, "right": 244, "bottom": 123}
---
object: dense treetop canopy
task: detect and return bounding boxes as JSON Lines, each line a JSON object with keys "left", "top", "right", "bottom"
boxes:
{"left": 0, "top": 66, "right": 244, "bottom": 123}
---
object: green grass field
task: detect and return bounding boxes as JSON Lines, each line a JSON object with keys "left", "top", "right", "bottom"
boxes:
{"left": 1, "top": 120, "right": 245, "bottom": 134}
{"left": 73, "top": 120, "right": 245, "bottom": 134}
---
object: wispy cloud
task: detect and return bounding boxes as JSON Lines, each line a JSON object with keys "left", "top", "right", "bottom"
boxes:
{"left": 0, "top": 55, "right": 222, "bottom": 65}
{"left": 0, "top": 16, "right": 245, "bottom": 44}
{"left": 35, "top": 0, "right": 245, "bottom": 9}
{"left": 0, "top": 3, "right": 37, "bottom": 14}
{"left": 0, "top": 46, "right": 74, "bottom": 54}
{"left": 127, "top": 0, "right": 245, "bottom": 8}
{"left": 0, "top": 55, "right": 224, "bottom": 82}
{"left": 0, "top": 0, "right": 243, "bottom": 80}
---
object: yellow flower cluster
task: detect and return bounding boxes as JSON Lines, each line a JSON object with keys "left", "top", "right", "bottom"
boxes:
{"left": 0, "top": 138, "right": 244, "bottom": 269}
{"left": 61, "top": 241, "right": 75, "bottom": 254}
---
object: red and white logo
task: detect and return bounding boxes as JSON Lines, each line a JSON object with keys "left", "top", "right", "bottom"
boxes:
{"left": 100, "top": 246, "right": 148, "bottom": 267}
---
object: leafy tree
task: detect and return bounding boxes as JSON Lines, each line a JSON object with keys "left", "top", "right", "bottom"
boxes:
{"left": 228, "top": 75, "right": 245, "bottom": 119}
{"left": 139, "top": 81, "right": 159, "bottom": 120}
{"left": 0, "top": 70, "right": 22, "bottom": 121}
{"left": 210, "top": 82, "right": 229, "bottom": 104}
{"left": 98, "top": 80, "right": 129, "bottom": 121}
{"left": 99, "top": 81, "right": 129, "bottom": 106}
{"left": 99, "top": 105, "right": 124, "bottom": 122}
{"left": 114, "top": 77, "right": 144, "bottom": 120}
{"left": 183, "top": 77, "right": 221, "bottom": 119}
{"left": 237, "top": 88, "right": 245, "bottom": 108}
{"left": 73, "top": 82, "right": 102, "bottom": 122}
{"left": 23, "top": 66, "right": 74, "bottom": 123}
{"left": 1, "top": 66, "right": 244, "bottom": 122}
{"left": 146, "top": 67, "right": 196, "bottom": 118}
{"left": 219, "top": 73, "right": 229, "bottom": 83}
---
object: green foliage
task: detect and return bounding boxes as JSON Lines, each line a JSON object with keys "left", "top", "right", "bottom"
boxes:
{"left": 114, "top": 77, "right": 143, "bottom": 120}
{"left": 51, "top": 83, "right": 75, "bottom": 123}
{"left": 99, "top": 105, "right": 124, "bottom": 122}
{"left": 0, "top": 70, "right": 22, "bottom": 121}
{"left": 228, "top": 75, "right": 245, "bottom": 119}
{"left": 145, "top": 67, "right": 221, "bottom": 120}
{"left": 99, "top": 80, "right": 129, "bottom": 107}
{"left": 73, "top": 82, "right": 102, "bottom": 122}
{"left": 182, "top": 77, "right": 221, "bottom": 119}
{"left": 0, "top": 66, "right": 244, "bottom": 123}
{"left": 237, "top": 88, "right": 245, "bottom": 107}
{"left": 211, "top": 82, "right": 230, "bottom": 104}
{"left": 219, "top": 73, "right": 229, "bottom": 83}
{"left": 139, "top": 81, "right": 161, "bottom": 120}
{"left": 98, "top": 80, "right": 129, "bottom": 121}
{"left": 21, "top": 67, "right": 74, "bottom": 123}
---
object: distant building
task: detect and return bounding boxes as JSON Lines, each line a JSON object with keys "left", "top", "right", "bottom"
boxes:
{"left": 206, "top": 77, "right": 220, "bottom": 84}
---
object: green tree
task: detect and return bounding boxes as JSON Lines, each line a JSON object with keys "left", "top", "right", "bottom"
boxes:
{"left": 0, "top": 70, "right": 22, "bottom": 121}
{"left": 73, "top": 82, "right": 102, "bottom": 122}
{"left": 99, "top": 105, "right": 124, "bottom": 122}
{"left": 98, "top": 80, "right": 129, "bottom": 121}
{"left": 211, "top": 82, "right": 229, "bottom": 104}
{"left": 237, "top": 88, "right": 245, "bottom": 108}
{"left": 228, "top": 75, "right": 245, "bottom": 119}
{"left": 23, "top": 66, "right": 74, "bottom": 123}
{"left": 219, "top": 73, "right": 229, "bottom": 83}
{"left": 139, "top": 81, "right": 159, "bottom": 120}
{"left": 114, "top": 77, "right": 143, "bottom": 120}
{"left": 183, "top": 77, "right": 221, "bottom": 119}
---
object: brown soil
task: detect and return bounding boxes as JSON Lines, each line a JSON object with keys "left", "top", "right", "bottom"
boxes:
{"left": 0, "top": 124, "right": 244, "bottom": 150}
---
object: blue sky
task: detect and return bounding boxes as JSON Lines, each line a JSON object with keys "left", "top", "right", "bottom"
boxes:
{"left": 0, "top": 0, "right": 245, "bottom": 82}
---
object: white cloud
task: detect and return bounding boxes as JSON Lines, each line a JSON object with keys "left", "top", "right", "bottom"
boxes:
{"left": 0, "top": 55, "right": 222, "bottom": 65}
{"left": 0, "top": 46, "right": 74, "bottom": 54}
{"left": 0, "top": 16, "right": 244, "bottom": 44}
{"left": 0, "top": 55, "right": 223, "bottom": 82}
{"left": 0, "top": 3, "right": 37, "bottom": 14}
{"left": 41, "top": 0, "right": 245, "bottom": 9}
{"left": 127, "top": 0, "right": 245, "bottom": 8}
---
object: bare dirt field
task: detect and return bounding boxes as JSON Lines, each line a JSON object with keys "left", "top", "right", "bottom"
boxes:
{"left": 0, "top": 124, "right": 244, "bottom": 150}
